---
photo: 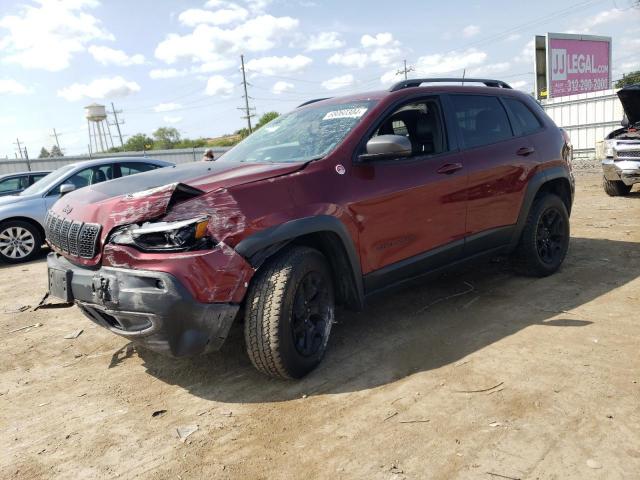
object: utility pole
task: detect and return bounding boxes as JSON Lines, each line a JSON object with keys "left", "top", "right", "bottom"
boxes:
{"left": 238, "top": 54, "right": 255, "bottom": 133}
{"left": 110, "top": 102, "right": 125, "bottom": 147}
{"left": 13, "top": 138, "right": 24, "bottom": 160}
{"left": 23, "top": 146, "right": 31, "bottom": 171}
{"left": 51, "top": 128, "right": 61, "bottom": 150}
{"left": 396, "top": 59, "right": 414, "bottom": 80}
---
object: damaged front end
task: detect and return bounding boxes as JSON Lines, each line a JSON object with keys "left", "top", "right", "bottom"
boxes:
{"left": 46, "top": 180, "right": 255, "bottom": 356}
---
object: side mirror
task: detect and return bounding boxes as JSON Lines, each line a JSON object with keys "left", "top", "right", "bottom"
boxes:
{"left": 358, "top": 134, "right": 412, "bottom": 161}
{"left": 621, "top": 114, "right": 630, "bottom": 128}
{"left": 59, "top": 183, "right": 76, "bottom": 196}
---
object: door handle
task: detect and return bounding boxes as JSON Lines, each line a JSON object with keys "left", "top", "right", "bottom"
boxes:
{"left": 516, "top": 147, "right": 535, "bottom": 156}
{"left": 436, "top": 163, "right": 463, "bottom": 175}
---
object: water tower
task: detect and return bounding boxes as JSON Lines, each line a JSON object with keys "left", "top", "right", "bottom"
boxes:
{"left": 85, "top": 103, "right": 114, "bottom": 153}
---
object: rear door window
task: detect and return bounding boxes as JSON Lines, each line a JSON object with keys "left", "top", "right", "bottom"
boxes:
{"left": 450, "top": 95, "right": 513, "bottom": 149}
{"left": 502, "top": 97, "right": 543, "bottom": 136}
{"left": 118, "top": 162, "right": 159, "bottom": 177}
{"left": 0, "top": 176, "right": 25, "bottom": 193}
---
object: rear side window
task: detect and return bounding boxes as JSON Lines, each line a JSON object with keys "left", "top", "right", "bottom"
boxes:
{"left": 451, "top": 95, "right": 513, "bottom": 149}
{"left": 119, "top": 162, "right": 158, "bottom": 177}
{"left": 503, "top": 97, "right": 543, "bottom": 136}
{"left": 0, "top": 176, "right": 27, "bottom": 193}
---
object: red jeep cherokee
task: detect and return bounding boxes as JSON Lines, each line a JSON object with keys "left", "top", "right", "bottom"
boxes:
{"left": 46, "top": 78, "right": 574, "bottom": 379}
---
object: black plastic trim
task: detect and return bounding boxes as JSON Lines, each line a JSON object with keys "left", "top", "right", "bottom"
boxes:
{"left": 235, "top": 215, "right": 365, "bottom": 308}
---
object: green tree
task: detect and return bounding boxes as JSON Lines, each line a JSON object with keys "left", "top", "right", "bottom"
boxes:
{"left": 38, "top": 147, "right": 50, "bottom": 158}
{"left": 174, "top": 137, "right": 209, "bottom": 149}
{"left": 152, "top": 127, "right": 181, "bottom": 149}
{"left": 254, "top": 111, "right": 280, "bottom": 130}
{"left": 615, "top": 71, "right": 640, "bottom": 88}
{"left": 50, "top": 145, "right": 63, "bottom": 157}
{"left": 124, "top": 133, "right": 154, "bottom": 151}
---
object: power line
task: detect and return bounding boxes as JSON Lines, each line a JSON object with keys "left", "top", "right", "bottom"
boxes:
{"left": 238, "top": 54, "right": 256, "bottom": 133}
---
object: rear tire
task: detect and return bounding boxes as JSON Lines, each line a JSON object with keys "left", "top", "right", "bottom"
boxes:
{"left": 603, "top": 177, "right": 632, "bottom": 197}
{"left": 244, "top": 246, "right": 335, "bottom": 379}
{"left": 512, "top": 194, "right": 570, "bottom": 277}
{"left": 0, "top": 220, "right": 42, "bottom": 264}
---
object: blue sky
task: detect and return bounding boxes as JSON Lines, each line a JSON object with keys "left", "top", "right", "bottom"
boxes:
{"left": 0, "top": 0, "right": 639, "bottom": 158}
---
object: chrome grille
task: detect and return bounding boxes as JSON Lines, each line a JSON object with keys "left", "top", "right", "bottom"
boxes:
{"left": 45, "top": 212, "right": 101, "bottom": 259}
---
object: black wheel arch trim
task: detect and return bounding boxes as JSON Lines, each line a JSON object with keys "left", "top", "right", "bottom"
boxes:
{"left": 509, "top": 166, "right": 574, "bottom": 251}
{"left": 235, "top": 215, "right": 365, "bottom": 310}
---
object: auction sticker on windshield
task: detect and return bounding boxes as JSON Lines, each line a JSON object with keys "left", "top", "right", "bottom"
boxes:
{"left": 323, "top": 107, "right": 368, "bottom": 120}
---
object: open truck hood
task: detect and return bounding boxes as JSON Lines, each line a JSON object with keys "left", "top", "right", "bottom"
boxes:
{"left": 618, "top": 84, "right": 640, "bottom": 126}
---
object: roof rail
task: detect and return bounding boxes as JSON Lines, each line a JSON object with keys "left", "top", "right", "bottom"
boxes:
{"left": 297, "top": 97, "right": 331, "bottom": 108}
{"left": 389, "top": 78, "right": 512, "bottom": 92}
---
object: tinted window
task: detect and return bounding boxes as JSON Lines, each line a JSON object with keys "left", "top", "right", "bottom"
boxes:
{"left": 30, "top": 174, "right": 48, "bottom": 185}
{"left": 372, "top": 99, "right": 447, "bottom": 156}
{"left": 119, "top": 162, "right": 158, "bottom": 176}
{"left": 0, "top": 176, "right": 27, "bottom": 193}
{"left": 451, "top": 95, "right": 513, "bottom": 148}
{"left": 51, "top": 165, "right": 114, "bottom": 195}
{"left": 503, "top": 98, "right": 543, "bottom": 135}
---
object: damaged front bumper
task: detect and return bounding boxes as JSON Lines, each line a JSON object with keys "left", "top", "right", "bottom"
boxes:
{"left": 47, "top": 252, "right": 241, "bottom": 356}
{"left": 603, "top": 156, "right": 640, "bottom": 186}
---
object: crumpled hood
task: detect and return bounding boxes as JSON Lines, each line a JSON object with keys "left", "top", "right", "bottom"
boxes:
{"left": 618, "top": 84, "right": 640, "bottom": 126}
{"left": 48, "top": 160, "right": 304, "bottom": 263}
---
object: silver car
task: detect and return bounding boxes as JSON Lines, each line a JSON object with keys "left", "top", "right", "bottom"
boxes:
{"left": 602, "top": 84, "right": 640, "bottom": 196}
{"left": 0, "top": 171, "right": 51, "bottom": 197}
{"left": 0, "top": 157, "right": 173, "bottom": 263}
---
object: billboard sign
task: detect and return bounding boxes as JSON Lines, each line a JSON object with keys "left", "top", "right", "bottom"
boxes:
{"left": 534, "top": 33, "right": 612, "bottom": 99}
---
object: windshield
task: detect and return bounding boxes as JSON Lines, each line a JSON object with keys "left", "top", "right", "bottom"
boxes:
{"left": 20, "top": 164, "right": 75, "bottom": 196}
{"left": 219, "top": 100, "right": 377, "bottom": 163}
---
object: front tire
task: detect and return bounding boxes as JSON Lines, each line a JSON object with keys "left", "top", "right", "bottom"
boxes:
{"left": 244, "top": 246, "right": 335, "bottom": 379}
{"left": 603, "top": 177, "right": 632, "bottom": 197}
{"left": 0, "top": 220, "right": 42, "bottom": 264}
{"left": 512, "top": 194, "right": 570, "bottom": 277}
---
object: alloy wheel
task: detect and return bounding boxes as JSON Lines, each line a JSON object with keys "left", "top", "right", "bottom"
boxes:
{"left": 0, "top": 226, "right": 36, "bottom": 259}
{"left": 535, "top": 207, "right": 566, "bottom": 265}
{"left": 291, "top": 271, "right": 333, "bottom": 357}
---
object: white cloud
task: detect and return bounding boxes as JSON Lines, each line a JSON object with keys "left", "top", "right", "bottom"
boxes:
{"left": 0, "top": 78, "right": 30, "bottom": 94}
{"left": 514, "top": 39, "right": 534, "bottom": 63}
{"left": 361, "top": 32, "right": 395, "bottom": 48}
{"left": 329, "top": 33, "right": 401, "bottom": 69}
{"left": 506, "top": 33, "right": 521, "bottom": 42}
{"left": 462, "top": 25, "right": 480, "bottom": 38}
{"left": 414, "top": 48, "right": 487, "bottom": 75}
{"left": 468, "top": 62, "right": 511, "bottom": 77}
{"left": 149, "top": 68, "right": 188, "bottom": 79}
{"left": 154, "top": 102, "right": 181, "bottom": 112}
{"left": 178, "top": 4, "right": 248, "bottom": 27}
{"left": 205, "top": 75, "right": 234, "bottom": 96}
{"left": 272, "top": 80, "right": 294, "bottom": 94}
{"left": 57, "top": 76, "right": 141, "bottom": 101}
{"left": 155, "top": 15, "right": 299, "bottom": 65}
{"left": 163, "top": 115, "right": 183, "bottom": 124}
{"left": 321, "top": 74, "right": 354, "bottom": 91}
{"left": 245, "top": 54, "right": 311, "bottom": 75}
{"left": 328, "top": 51, "right": 369, "bottom": 69}
{"left": 0, "top": 0, "right": 114, "bottom": 71}
{"left": 306, "top": 31, "right": 344, "bottom": 51}
{"left": 510, "top": 80, "right": 528, "bottom": 91}
{"left": 88, "top": 45, "right": 144, "bottom": 66}
{"left": 582, "top": 8, "right": 627, "bottom": 30}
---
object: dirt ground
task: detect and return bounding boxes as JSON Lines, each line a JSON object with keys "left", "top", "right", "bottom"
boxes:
{"left": 1, "top": 171, "right": 639, "bottom": 480}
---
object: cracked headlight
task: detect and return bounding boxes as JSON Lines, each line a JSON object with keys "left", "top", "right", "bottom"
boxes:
{"left": 604, "top": 140, "right": 616, "bottom": 158}
{"left": 110, "top": 216, "right": 213, "bottom": 252}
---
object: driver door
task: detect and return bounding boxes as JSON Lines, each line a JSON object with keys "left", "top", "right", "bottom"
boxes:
{"left": 347, "top": 97, "right": 468, "bottom": 291}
